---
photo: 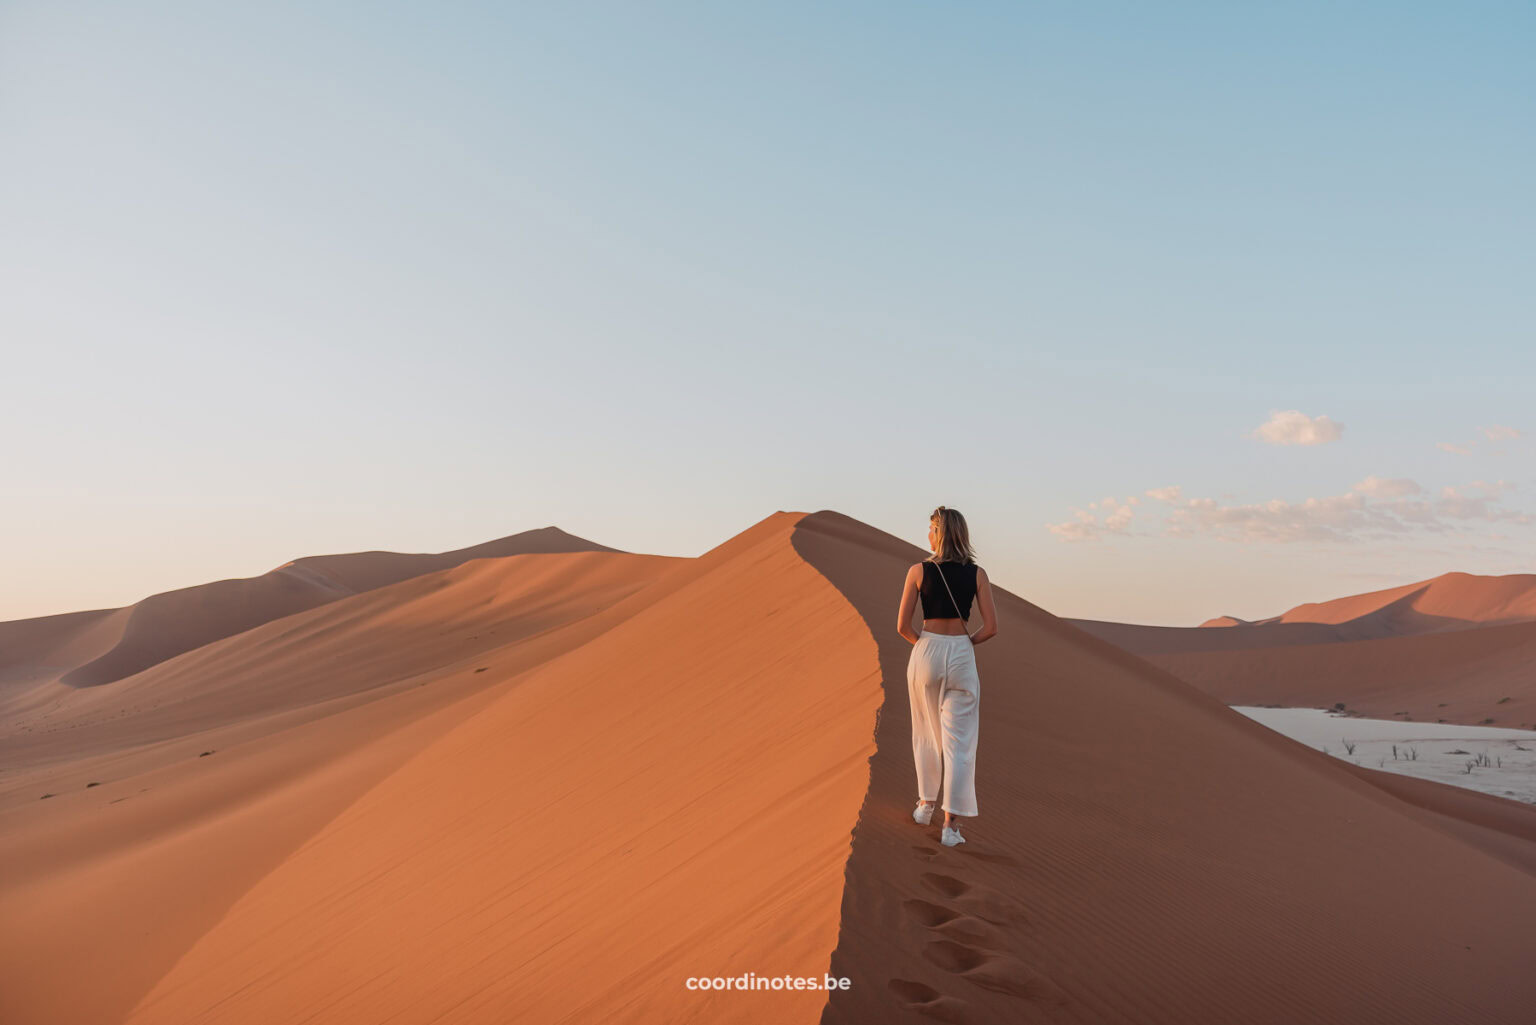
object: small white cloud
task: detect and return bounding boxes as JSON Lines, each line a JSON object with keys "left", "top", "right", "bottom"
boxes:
{"left": 1482, "top": 425, "right": 1521, "bottom": 441}
{"left": 1166, "top": 491, "right": 1389, "bottom": 543}
{"left": 1248, "top": 409, "right": 1344, "bottom": 446}
{"left": 1047, "top": 501, "right": 1136, "bottom": 542}
{"left": 1437, "top": 441, "right": 1473, "bottom": 455}
{"left": 1351, "top": 475, "right": 1422, "bottom": 498}
{"left": 1416, "top": 480, "right": 1529, "bottom": 522}
{"left": 1046, "top": 520, "right": 1100, "bottom": 542}
{"left": 1127, "top": 496, "right": 1141, "bottom": 506}
{"left": 1052, "top": 474, "right": 1533, "bottom": 545}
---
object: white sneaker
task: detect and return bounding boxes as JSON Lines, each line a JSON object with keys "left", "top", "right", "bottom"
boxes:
{"left": 940, "top": 826, "right": 965, "bottom": 847}
{"left": 912, "top": 802, "right": 935, "bottom": 825}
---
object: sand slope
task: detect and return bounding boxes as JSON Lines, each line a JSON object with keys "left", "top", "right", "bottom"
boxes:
{"left": 110, "top": 511, "right": 883, "bottom": 1025}
{"left": 0, "top": 548, "right": 679, "bottom": 1025}
{"left": 4, "top": 513, "right": 1536, "bottom": 1024}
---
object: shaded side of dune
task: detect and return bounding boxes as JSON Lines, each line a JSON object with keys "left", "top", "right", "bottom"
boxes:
{"left": 1332, "top": 760, "right": 1536, "bottom": 878}
{"left": 793, "top": 510, "right": 1536, "bottom": 1025}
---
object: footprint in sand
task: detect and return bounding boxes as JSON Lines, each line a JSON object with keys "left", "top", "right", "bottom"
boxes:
{"left": 909, "top": 840, "right": 1016, "bottom": 867}
{"left": 935, "top": 915, "right": 999, "bottom": 946}
{"left": 918, "top": 873, "right": 1026, "bottom": 927}
{"left": 918, "top": 872, "right": 969, "bottom": 900}
{"left": 920, "top": 938, "right": 1066, "bottom": 1004}
{"left": 905, "top": 878, "right": 1061, "bottom": 1006}
{"left": 887, "top": 978, "right": 975, "bottom": 1024}
{"left": 923, "top": 939, "right": 987, "bottom": 972}
{"left": 902, "top": 898, "right": 960, "bottom": 928}
{"left": 904, "top": 896, "right": 1004, "bottom": 947}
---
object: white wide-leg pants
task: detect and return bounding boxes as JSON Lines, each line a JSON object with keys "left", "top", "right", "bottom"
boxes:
{"left": 907, "top": 630, "right": 980, "bottom": 817}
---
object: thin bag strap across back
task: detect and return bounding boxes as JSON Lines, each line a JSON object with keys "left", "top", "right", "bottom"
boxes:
{"left": 928, "top": 559, "right": 974, "bottom": 641}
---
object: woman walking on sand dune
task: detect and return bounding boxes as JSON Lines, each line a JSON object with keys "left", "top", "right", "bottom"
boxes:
{"left": 896, "top": 506, "right": 998, "bottom": 847}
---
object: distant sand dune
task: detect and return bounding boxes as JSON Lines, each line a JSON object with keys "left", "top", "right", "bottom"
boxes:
{"left": 0, "top": 525, "right": 619, "bottom": 693}
{"left": 1257, "top": 571, "right": 1536, "bottom": 631}
{"left": 3, "top": 514, "right": 1535, "bottom": 1024}
{"left": 1070, "top": 572, "right": 1536, "bottom": 728}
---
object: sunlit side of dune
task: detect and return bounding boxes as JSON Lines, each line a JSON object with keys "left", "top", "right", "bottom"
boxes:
{"left": 119, "top": 512, "right": 882, "bottom": 1025}
{"left": 0, "top": 547, "right": 679, "bottom": 1024}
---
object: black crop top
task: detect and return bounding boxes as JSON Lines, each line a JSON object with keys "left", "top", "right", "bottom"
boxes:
{"left": 919, "top": 560, "right": 979, "bottom": 620}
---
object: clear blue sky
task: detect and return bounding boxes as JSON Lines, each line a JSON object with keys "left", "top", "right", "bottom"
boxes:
{"left": 3, "top": 1, "right": 1532, "bottom": 626}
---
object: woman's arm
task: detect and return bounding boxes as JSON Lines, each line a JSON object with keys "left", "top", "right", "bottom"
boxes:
{"left": 896, "top": 564, "right": 923, "bottom": 645}
{"left": 968, "top": 566, "right": 1000, "bottom": 645}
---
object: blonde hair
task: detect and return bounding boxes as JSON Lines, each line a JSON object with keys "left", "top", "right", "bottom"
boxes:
{"left": 929, "top": 506, "right": 976, "bottom": 564}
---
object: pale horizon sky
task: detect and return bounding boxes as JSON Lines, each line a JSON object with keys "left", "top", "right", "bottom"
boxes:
{"left": 3, "top": 2, "right": 1532, "bottom": 626}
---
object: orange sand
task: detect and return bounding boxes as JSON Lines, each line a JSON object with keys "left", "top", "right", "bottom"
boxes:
{"left": 3, "top": 514, "right": 1534, "bottom": 1024}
